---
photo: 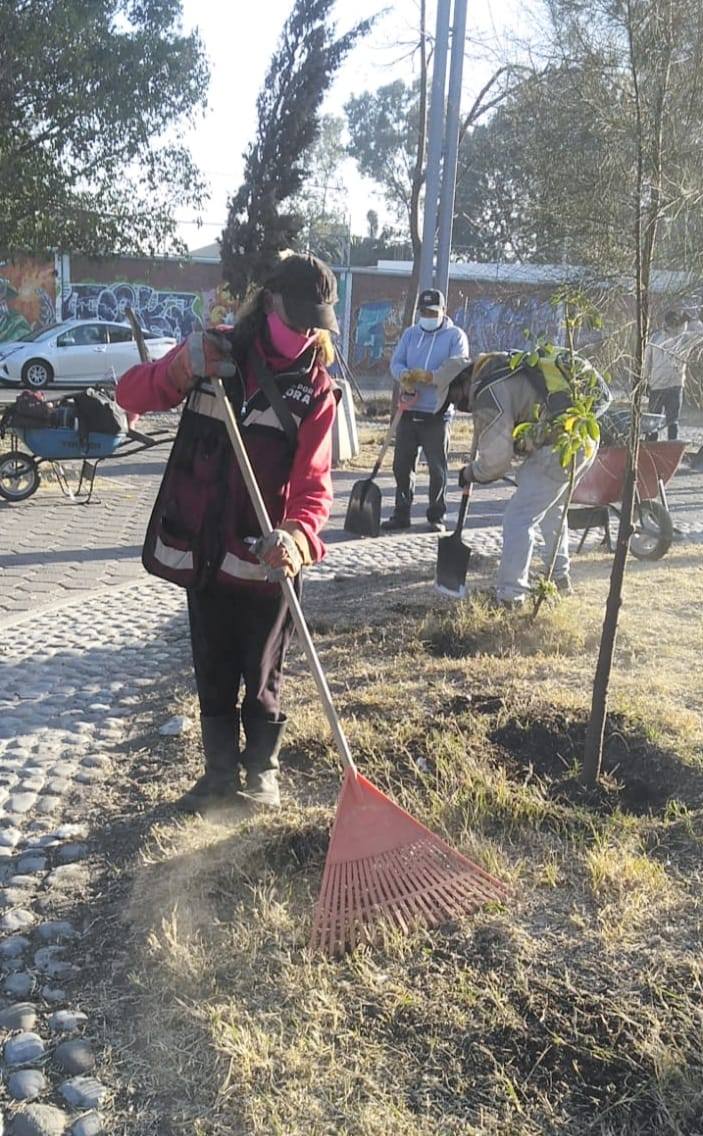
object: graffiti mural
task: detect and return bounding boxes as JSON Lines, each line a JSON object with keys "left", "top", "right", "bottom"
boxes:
{"left": 348, "top": 293, "right": 562, "bottom": 375}
{"left": 201, "top": 282, "right": 238, "bottom": 328}
{"left": 351, "top": 299, "right": 404, "bottom": 373}
{"left": 0, "top": 260, "right": 57, "bottom": 342}
{"left": 62, "top": 281, "right": 207, "bottom": 338}
{"left": 452, "top": 295, "right": 564, "bottom": 355}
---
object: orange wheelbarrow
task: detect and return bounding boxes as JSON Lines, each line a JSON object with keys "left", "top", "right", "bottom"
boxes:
{"left": 568, "top": 439, "right": 686, "bottom": 560}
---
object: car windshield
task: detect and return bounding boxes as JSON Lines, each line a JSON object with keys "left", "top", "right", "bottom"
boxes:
{"left": 15, "top": 323, "right": 63, "bottom": 343}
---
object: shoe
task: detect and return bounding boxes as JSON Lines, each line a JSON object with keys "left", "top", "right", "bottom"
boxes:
{"left": 554, "top": 575, "right": 574, "bottom": 596}
{"left": 488, "top": 593, "right": 524, "bottom": 611}
{"left": 428, "top": 520, "right": 446, "bottom": 533}
{"left": 380, "top": 514, "right": 411, "bottom": 531}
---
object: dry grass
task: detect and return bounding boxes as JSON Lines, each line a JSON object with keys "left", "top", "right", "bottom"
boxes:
{"left": 102, "top": 545, "right": 703, "bottom": 1134}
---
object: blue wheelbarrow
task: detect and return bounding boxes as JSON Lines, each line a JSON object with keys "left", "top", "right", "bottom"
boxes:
{"left": 0, "top": 424, "right": 174, "bottom": 504}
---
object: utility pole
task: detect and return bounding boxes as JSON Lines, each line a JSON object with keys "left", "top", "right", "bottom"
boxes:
{"left": 436, "top": 0, "right": 468, "bottom": 299}
{"left": 418, "top": 0, "right": 451, "bottom": 293}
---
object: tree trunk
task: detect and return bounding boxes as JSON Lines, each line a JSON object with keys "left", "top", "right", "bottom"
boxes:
{"left": 401, "top": 0, "right": 428, "bottom": 330}
{"left": 582, "top": 0, "right": 672, "bottom": 785}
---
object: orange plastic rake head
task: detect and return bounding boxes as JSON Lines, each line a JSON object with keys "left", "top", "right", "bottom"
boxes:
{"left": 310, "top": 769, "right": 509, "bottom": 955}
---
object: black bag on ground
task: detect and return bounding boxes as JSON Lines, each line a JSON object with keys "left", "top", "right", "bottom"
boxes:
{"left": 72, "top": 388, "right": 128, "bottom": 445}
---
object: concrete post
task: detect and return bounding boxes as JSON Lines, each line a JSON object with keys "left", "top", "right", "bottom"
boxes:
{"left": 436, "top": 0, "right": 468, "bottom": 299}
{"left": 418, "top": 0, "right": 452, "bottom": 293}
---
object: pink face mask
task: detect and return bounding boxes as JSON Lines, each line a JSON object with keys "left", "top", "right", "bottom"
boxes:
{"left": 266, "top": 311, "right": 317, "bottom": 360}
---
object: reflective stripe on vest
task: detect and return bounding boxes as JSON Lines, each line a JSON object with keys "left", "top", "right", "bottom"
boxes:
{"left": 186, "top": 382, "right": 302, "bottom": 436}
{"left": 220, "top": 551, "right": 269, "bottom": 582}
{"left": 153, "top": 536, "right": 194, "bottom": 572}
{"left": 186, "top": 382, "right": 227, "bottom": 423}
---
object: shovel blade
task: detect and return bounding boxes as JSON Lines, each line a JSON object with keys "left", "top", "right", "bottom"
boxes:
{"left": 435, "top": 533, "right": 471, "bottom": 598}
{"left": 344, "top": 478, "right": 382, "bottom": 537}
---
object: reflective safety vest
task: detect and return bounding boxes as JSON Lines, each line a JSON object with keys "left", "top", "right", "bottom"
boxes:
{"left": 473, "top": 347, "right": 609, "bottom": 421}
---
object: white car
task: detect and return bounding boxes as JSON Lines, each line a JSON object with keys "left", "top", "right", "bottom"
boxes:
{"left": 0, "top": 320, "right": 178, "bottom": 389}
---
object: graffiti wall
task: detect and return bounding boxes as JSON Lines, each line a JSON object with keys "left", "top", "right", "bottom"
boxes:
{"left": 351, "top": 299, "right": 405, "bottom": 373}
{"left": 451, "top": 294, "right": 564, "bottom": 355}
{"left": 61, "top": 279, "right": 237, "bottom": 339}
{"left": 202, "top": 282, "right": 238, "bottom": 329}
{"left": 345, "top": 272, "right": 565, "bottom": 377}
{"left": 0, "top": 259, "right": 57, "bottom": 342}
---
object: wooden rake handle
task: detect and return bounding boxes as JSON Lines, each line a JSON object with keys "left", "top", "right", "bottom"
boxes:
{"left": 212, "top": 377, "right": 357, "bottom": 776}
{"left": 124, "top": 305, "right": 151, "bottom": 364}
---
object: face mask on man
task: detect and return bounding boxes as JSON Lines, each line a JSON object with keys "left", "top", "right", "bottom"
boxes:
{"left": 418, "top": 313, "right": 443, "bottom": 332}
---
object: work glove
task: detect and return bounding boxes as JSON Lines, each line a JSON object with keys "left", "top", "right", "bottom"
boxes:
{"left": 165, "top": 331, "right": 235, "bottom": 397}
{"left": 400, "top": 368, "right": 434, "bottom": 392}
{"left": 254, "top": 528, "right": 305, "bottom": 581}
{"left": 458, "top": 463, "right": 475, "bottom": 489}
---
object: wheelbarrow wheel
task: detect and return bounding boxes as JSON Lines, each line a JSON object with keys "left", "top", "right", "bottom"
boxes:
{"left": 630, "top": 499, "right": 673, "bottom": 560}
{"left": 0, "top": 451, "right": 40, "bottom": 501}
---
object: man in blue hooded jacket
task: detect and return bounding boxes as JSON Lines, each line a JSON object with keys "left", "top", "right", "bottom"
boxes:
{"left": 382, "top": 289, "right": 468, "bottom": 532}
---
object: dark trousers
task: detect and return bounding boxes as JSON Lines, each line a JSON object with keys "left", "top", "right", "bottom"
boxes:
{"left": 392, "top": 412, "right": 450, "bottom": 522}
{"left": 648, "top": 387, "right": 683, "bottom": 440}
{"left": 187, "top": 583, "right": 297, "bottom": 724}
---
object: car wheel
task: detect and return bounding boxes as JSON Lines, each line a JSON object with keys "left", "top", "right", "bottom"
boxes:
{"left": 0, "top": 451, "right": 40, "bottom": 501}
{"left": 21, "top": 358, "right": 53, "bottom": 389}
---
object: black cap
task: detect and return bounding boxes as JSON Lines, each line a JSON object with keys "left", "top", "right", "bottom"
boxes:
{"left": 418, "top": 288, "right": 445, "bottom": 310}
{"left": 265, "top": 254, "right": 339, "bottom": 333}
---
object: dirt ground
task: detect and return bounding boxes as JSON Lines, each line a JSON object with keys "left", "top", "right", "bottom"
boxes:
{"left": 68, "top": 542, "right": 703, "bottom": 1135}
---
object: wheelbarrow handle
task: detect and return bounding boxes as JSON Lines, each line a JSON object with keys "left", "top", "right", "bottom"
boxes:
{"left": 212, "top": 377, "right": 357, "bottom": 775}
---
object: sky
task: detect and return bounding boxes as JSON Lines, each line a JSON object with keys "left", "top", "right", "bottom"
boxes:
{"left": 176, "top": 0, "right": 519, "bottom": 252}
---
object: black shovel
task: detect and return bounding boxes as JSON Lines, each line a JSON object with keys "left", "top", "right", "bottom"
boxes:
{"left": 434, "top": 487, "right": 473, "bottom": 598}
{"left": 344, "top": 407, "right": 402, "bottom": 537}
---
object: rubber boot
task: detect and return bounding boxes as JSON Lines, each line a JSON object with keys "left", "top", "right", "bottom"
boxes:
{"left": 239, "top": 715, "right": 286, "bottom": 808}
{"left": 178, "top": 712, "right": 240, "bottom": 813}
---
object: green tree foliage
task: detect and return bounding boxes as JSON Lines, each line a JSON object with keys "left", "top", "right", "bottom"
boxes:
{"left": 346, "top": 80, "right": 424, "bottom": 231}
{"left": 221, "top": 0, "right": 374, "bottom": 299}
{"left": 346, "top": 4, "right": 430, "bottom": 329}
{"left": 0, "top": 0, "right": 209, "bottom": 255}
{"left": 451, "top": 0, "right": 703, "bottom": 275}
{"left": 452, "top": 65, "right": 632, "bottom": 266}
{"left": 291, "top": 114, "right": 350, "bottom": 264}
{"left": 349, "top": 227, "right": 412, "bottom": 267}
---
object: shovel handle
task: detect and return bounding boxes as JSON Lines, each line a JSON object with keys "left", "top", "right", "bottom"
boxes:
{"left": 212, "top": 377, "right": 357, "bottom": 775}
{"left": 370, "top": 407, "right": 403, "bottom": 479}
{"left": 455, "top": 486, "right": 472, "bottom": 532}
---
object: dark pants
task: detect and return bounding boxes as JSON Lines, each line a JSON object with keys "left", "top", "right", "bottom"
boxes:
{"left": 648, "top": 387, "right": 683, "bottom": 440}
{"left": 187, "top": 582, "right": 297, "bottom": 724}
{"left": 392, "top": 412, "right": 450, "bottom": 522}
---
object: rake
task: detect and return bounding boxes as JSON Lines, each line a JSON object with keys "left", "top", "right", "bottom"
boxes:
{"left": 212, "top": 376, "right": 508, "bottom": 955}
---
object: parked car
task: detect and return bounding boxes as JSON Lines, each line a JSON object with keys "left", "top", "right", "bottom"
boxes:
{"left": 0, "top": 320, "right": 178, "bottom": 389}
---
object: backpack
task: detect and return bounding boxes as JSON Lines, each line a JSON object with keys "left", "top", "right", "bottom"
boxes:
{"left": 72, "top": 388, "right": 128, "bottom": 445}
{"left": 474, "top": 348, "right": 610, "bottom": 421}
{"left": 8, "top": 391, "right": 54, "bottom": 428}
